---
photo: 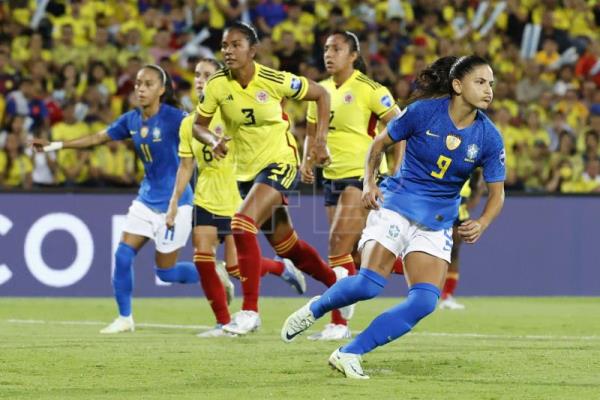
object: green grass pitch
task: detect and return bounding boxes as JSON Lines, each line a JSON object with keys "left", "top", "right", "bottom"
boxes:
{"left": 1, "top": 297, "right": 599, "bottom": 399}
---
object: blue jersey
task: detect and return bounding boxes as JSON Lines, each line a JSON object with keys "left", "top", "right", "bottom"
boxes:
{"left": 383, "top": 97, "right": 505, "bottom": 230}
{"left": 107, "top": 104, "right": 193, "bottom": 212}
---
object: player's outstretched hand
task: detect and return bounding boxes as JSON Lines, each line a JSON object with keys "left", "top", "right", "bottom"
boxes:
{"left": 362, "top": 181, "right": 382, "bottom": 210}
{"left": 457, "top": 219, "right": 485, "bottom": 244}
{"left": 212, "top": 136, "right": 231, "bottom": 160}
{"left": 300, "top": 159, "right": 315, "bottom": 184}
{"left": 30, "top": 138, "right": 50, "bottom": 153}
{"left": 165, "top": 204, "right": 177, "bottom": 230}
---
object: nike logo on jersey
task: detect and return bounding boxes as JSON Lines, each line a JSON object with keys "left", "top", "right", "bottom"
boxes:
{"left": 426, "top": 130, "right": 440, "bottom": 137}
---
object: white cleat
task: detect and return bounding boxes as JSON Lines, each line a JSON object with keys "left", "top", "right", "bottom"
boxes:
{"left": 439, "top": 295, "right": 466, "bottom": 310}
{"left": 328, "top": 348, "right": 369, "bottom": 379}
{"left": 197, "top": 324, "right": 238, "bottom": 338}
{"left": 278, "top": 257, "right": 307, "bottom": 295}
{"left": 100, "top": 316, "right": 134, "bottom": 334}
{"left": 307, "top": 323, "right": 351, "bottom": 341}
{"left": 281, "top": 296, "right": 319, "bottom": 342}
{"left": 215, "top": 260, "right": 235, "bottom": 305}
{"left": 222, "top": 310, "right": 261, "bottom": 335}
{"left": 332, "top": 267, "right": 355, "bottom": 320}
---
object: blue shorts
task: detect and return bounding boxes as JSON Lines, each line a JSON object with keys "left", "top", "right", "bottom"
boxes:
{"left": 237, "top": 163, "right": 299, "bottom": 202}
{"left": 323, "top": 177, "right": 363, "bottom": 207}
{"left": 193, "top": 205, "right": 231, "bottom": 241}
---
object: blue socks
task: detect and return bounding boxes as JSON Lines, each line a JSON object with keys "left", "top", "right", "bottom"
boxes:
{"left": 310, "top": 268, "right": 387, "bottom": 319}
{"left": 155, "top": 262, "right": 199, "bottom": 284}
{"left": 342, "top": 283, "right": 440, "bottom": 355}
{"left": 113, "top": 243, "right": 137, "bottom": 317}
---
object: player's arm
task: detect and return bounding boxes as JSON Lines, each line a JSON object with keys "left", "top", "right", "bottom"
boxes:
{"left": 362, "top": 131, "right": 395, "bottom": 210}
{"left": 301, "top": 121, "right": 317, "bottom": 183}
{"left": 458, "top": 181, "right": 504, "bottom": 244}
{"left": 380, "top": 107, "right": 405, "bottom": 174}
{"left": 192, "top": 113, "right": 229, "bottom": 160}
{"left": 301, "top": 81, "right": 331, "bottom": 166}
{"left": 166, "top": 156, "right": 195, "bottom": 229}
{"left": 30, "top": 130, "right": 111, "bottom": 153}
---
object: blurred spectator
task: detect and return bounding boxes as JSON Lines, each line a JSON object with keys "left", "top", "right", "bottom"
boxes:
{"left": 254, "top": 0, "right": 287, "bottom": 36}
{"left": 5, "top": 78, "right": 49, "bottom": 134}
{"left": 0, "top": 132, "right": 32, "bottom": 189}
{"left": 51, "top": 101, "right": 90, "bottom": 186}
{"left": 515, "top": 62, "right": 550, "bottom": 104}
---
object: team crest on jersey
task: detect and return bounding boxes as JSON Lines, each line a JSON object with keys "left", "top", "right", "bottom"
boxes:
{"left": 445, "top": 134, "right": 462, "bottom": 151}
{"left": 465, "top": 144, "right": 479, "bottom": 162}
{"left": 214, "top": 125, "right": 224, "bottom": 135}
{"left": 140, "top": 126, "right": 149, "bottom": 138}
{"left": 380, "top": 95, "right": 393, "bottom": 108}
{"left": 343, "top": 92, "right": 354, "bottom": 104}
{"left": 256, "top": 90, "right": 269, "bottom": 103}
{"left": 152, "top": 127, "right": 162, "bottom": 142}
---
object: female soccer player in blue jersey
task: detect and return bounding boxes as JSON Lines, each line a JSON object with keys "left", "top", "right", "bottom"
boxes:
{"left": 282, "top": 55, "right": 506, "bottom": 379}
{"left": 32, "top": 65, "right": 198, "bottom": 334}
{"left": 191, "top": 22, "right": 338, "bottom": 336}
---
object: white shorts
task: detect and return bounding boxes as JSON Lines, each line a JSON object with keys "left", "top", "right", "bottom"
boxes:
{"left": 358, "top": 208, "right": 453, "bottom": 263}
{"left": 122, "top": 200, "right": 192, "bottom": 253}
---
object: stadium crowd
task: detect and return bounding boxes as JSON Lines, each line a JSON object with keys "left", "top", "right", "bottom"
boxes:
{"left": 1, "top": 0, "right": 599, "bottom": 193}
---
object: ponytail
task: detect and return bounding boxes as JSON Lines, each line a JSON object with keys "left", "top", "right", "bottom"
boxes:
{"left": 409, "top": 55, "right": 489, "bottom": 103}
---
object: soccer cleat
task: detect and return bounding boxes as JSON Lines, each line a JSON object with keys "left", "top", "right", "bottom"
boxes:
{"left": 100, "top": 316, "right": 134, "bottom": 334}
{"left": 197, "top": 324, "right": 238, "bottom": 338}
{"left": 222, "top": 310, "right": 261, "bottom": 335}
{"left": 328, "top": 348, "right": 369, "bottom": 379}
{"left": 215, "top": 260, "right": 235, "bottom": 305}
{"left": 278, "top": 257, "right": 307, "bottom": 295}
{"left": 307, "top": 323, "right": 351, "bottom": 341}
{"left": 439, "top": 295, "right": 466, "bottom": 310}
{"left": 332, "top": 267, "right": 355, "bottom": 320}
{"left": 281, "top": 296, "right": 319, "bottom": 343}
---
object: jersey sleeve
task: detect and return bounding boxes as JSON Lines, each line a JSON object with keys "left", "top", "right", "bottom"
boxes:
{"left": 106, "top": 112, "right": 131, "bottom": 140}
{"left": 196, "top": 77, "right": 220, "bottom": 117}
{"left": 306, "top": 101, "right": 317, "bottom": 124}
{"left": 279, "top": 71, "right": 309, "bottom": 100}
{"left": 386, "top": 102, "right": 419, "bottom": 142}
{"left": 178, "top": 115, "right": 194, "bottom": 158}
{"left": 481, "top": 126, "right": 506, "bottom": 183}
{"left": 369, "top": 85, "right": 396, "bottom": 118}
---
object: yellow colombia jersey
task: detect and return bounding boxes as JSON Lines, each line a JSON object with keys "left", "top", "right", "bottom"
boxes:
{"left": 306, "top": 70, "right": 396, "bottom": 180}
{"left": 178, "top": 110, "right": 242, "bottom": 217}
{"left": 458, "top": 179, "right": 471, "bottom": 221}
{"left": 196, "top": 63, "right": 308, "bottom": 182}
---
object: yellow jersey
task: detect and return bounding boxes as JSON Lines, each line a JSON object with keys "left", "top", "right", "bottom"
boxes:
{"left": 51, "top": 122, "right": 91, "bottom": 183}
{"left": 197, "top": 62, "right": 308, "bottom": 181}
{"left": 0, "top": 152, "right": 32, "bottom": 187}
{"left": 306, "top": 70, "right": 395, "bottom": 179}
{"left": 178, "top": 111, "right": 242, "bottom": 217}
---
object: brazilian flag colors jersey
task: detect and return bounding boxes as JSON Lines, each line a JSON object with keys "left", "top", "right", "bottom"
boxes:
{"left": 383, "top": 97, "right": 505, "bottom": 230}
{"left": 107, "top": 104, "right": 193, "bottom": 212}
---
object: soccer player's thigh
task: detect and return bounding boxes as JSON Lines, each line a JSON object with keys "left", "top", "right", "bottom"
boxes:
{"left": 238, "top": 182, "right": 284, "bottom": 227}
{"left": 263, "top": 205, "right": 293, "bottom": 243}
{"left": 329, "top": 185, "right": 369, "bottom": 254}
{"left": 403, "top": 252, "right": 449, "bottom": 288}
{"left": 359, "top": 240, "right": 397, "bottom": 278}
{"left": 155, "top": 205, "right": 193, "bottom": 268}
{"left": 192, "top": 225, "right": 220, "bottom": 254}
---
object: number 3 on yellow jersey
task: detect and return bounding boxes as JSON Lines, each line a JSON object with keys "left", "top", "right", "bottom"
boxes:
{"left": 430, "top": 155, "right": 452, "bottom": 179}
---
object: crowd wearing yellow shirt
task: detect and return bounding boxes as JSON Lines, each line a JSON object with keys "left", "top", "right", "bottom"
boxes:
{"left": 1, "top": 0, "right": 599, "bottom": 193}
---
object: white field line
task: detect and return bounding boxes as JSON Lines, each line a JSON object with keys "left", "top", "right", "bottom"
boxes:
{"left": 5, "top": 319, "right": 600, "bottom": 341}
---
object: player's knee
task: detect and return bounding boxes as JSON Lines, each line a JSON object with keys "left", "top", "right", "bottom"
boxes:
{"left": 114, "top": 243, "right": 137, "bottom": 269}
{"left": 350, "top": 269, "right": 386, "bottom": 300}
{"left": 407, "top": 283, "right": 440, "bottom": 320}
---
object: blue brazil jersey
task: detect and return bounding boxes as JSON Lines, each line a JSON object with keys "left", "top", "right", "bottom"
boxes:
{"left": 107, "top": 104, "right": 193, "bottom": 212}
{"left": 383, "top": 97, "right": 505, "bottom": 230}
